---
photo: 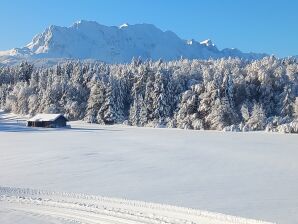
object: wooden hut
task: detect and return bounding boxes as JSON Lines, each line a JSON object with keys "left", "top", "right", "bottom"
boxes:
{"left": 27, "top": 114, "right": 68, "bottom": 128}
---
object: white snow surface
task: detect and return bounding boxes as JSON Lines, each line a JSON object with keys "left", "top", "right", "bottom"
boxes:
{"left": 0, "top": 111, "right": 297, "bottom": 223}
{"left": 0, "top": 186, "right": 273, "bottom": 224}
{"left": 0, "top": 21, "right": 266, "bottom": 64}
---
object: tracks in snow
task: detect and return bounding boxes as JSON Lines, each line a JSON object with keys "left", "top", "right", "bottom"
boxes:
{"left": 0, "top": 186, "right": 274, "bottom": 224}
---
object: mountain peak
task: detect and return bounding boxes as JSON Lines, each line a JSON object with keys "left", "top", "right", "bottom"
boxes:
{"left": 119, "top": 23, "right": 129, "bottom": 29}
{"left": 72, "top": 20, "right": 104, "bottom": 30}
{"left": 200, "top": 39, "right": 215, "bottom": 47}
{"left": 74, "top": 20, "right": 98, "bottom": 26}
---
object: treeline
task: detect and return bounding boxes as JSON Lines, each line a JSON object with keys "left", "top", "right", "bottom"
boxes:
{"left": 0, "top": 57, "right": 298, "bottom": 132}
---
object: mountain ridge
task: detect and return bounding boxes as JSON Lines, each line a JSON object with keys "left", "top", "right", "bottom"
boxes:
{"left": 0, "top": 20, "right": 268, "bottom": 64}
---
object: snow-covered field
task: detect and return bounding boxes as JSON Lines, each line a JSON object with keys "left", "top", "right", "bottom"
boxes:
{"left": 0, "top": 187, "right": 273, "bottom": 224}
{"left": 0, "top": 112, "right": 297, "bottom": 223}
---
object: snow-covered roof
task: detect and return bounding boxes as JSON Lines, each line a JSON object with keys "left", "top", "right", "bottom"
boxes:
{"left": 28, "top": 114, "right": 66, "bottom": 122}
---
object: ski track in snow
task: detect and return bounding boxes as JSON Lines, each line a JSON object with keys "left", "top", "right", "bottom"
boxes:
{"left": 0, "top": 186, "right": 274, "bottom": 224}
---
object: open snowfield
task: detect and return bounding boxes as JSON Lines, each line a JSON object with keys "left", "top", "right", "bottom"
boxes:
{"left": 0, "top": 112, "right": 297, "bottom": 223}
{"left": 0, "top": 187, "right": 273, "bottom": 224}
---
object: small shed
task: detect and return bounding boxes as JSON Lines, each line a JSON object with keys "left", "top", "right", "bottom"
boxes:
{"left": 27, "top": 114, "right": 68, "bottom": 128}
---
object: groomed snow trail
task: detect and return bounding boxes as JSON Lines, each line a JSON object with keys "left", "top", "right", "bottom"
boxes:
{"left": 0, "top": 187, "right": 274, "bottom": 224}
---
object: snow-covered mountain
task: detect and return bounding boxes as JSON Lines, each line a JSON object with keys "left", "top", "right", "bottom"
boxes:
{"left": 0, "top": 20, "right": 267, "bottom": 64}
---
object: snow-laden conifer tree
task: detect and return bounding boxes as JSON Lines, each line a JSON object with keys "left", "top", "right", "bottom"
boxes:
{"left": 85, "top": 78, "right": 105, "bottom": 123}
{"left": 246, "top": 103, "right": 267, "bottom": 130}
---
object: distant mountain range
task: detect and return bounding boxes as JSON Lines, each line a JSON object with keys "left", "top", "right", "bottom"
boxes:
{"left": 0, "top": 20, "right": 268, "bottom": 65}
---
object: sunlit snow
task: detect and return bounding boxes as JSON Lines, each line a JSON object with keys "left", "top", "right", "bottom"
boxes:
{"left": 0, "top": 112, "right": 297, "bottom": 223}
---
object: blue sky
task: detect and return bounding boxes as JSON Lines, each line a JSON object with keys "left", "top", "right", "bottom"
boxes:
{"left": 0, "top": 0, "right": 296, "bottom": 57}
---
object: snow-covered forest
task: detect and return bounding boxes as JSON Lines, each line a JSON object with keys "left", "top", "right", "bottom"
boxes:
{"left": 0, "top": 56, "right": 298, "bottom": 132}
